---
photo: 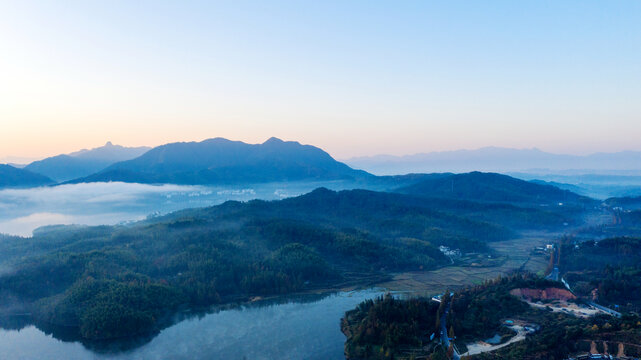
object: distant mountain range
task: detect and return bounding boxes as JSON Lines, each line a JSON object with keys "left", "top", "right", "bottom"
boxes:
{"left": 70, "top": 137, "right": 369, "bottom": 185}
{"left": 0, "top": 164, "right": 54, "bottom": 189}
{"left": 23, "top": 142, "right": 150, "bottom": 182}
{"left": 7, "top": 140, "right": 640, "bottom": 196}
{"left": 69, "top": 141, "right": 151, "bottom": 162}
{"left": 344, "top": 147, "right": 641, "bottom": 175}
{"left": 395, "top": 172, "right": 592, "bottom": 206}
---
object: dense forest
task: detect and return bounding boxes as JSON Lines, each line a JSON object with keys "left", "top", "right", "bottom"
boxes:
{"left": 577, "top": 206, "right": 641, "bottom": 239}
{"left": 342, "top": 274, "right": 641, "bottom": 360}
{"left": 342, "top": 294, "right": 441, "bottom": 359}
{"left": 342, "top": 275, "right": 560, "bottom": 359}
{"left": 0, "top": 187, "right": 573, "bottom": 340}
{"left": 477, "top": 312, "right": 641, "bottom": 359}
{"left": 561, "top": 236, "right": 641, "bottom": 312}
{"left": 395, "top": 172, "right": 595, "bottom": 207}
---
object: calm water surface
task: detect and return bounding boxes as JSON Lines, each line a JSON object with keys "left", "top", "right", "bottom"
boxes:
{"left": 0, "top": 289, "right": 386, "bottom": 360}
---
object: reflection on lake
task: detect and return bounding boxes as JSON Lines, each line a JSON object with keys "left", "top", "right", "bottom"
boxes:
{"left": 0, "top": 180, "right": 366, "bottom": 236}
{"left": 0, "top": 289, "right": 386, "bottom": 360}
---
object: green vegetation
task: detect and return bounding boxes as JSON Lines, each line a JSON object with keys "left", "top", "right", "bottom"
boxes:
{"left": 0, "top": 180, "right": 598, "bottom": 343}
{"left": 447, "top": 275, "right": 541, "bottom": 342}
{"left": 480, "top": 313, "right": 641, "bottom": 359}
{"left": 396, "top": 172, "right": 594, "bottom": 207}
{"left": 342, "top": 294, "right": 441, "bottom": 359}
{"left": 342, "top": 274, "right": 559, "bottom": 359}
{"left": 561, "top": 236, "right": 641, "bottom": 312}
{"left": 342, "top": 274, "right": 641, "bottom": 360}
{"left": 578, "top": 208, "right": 641, "bottom": 238}
{"left": 1, "top": 187, "right": 541, "bottom": 340}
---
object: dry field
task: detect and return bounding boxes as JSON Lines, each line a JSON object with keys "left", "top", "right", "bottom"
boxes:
{"left": 378, "top": 231, "right": 559, "bottom": 296}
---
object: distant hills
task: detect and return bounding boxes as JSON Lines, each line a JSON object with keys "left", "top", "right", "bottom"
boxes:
{"left": 69, "top": 141, "right": 151, "bottom": 162}
{"left": 345, "top": 147, "right": 641, "bottom": 175}
{"left": 0, "top": 185, "right": 580, "bottom": 339}
{"left": 396, "top": 172, "right": 592, "bottom": 206}
{"left": 0, "top": 164, "right": 54, "bottom": 189}
{"left": 23, "top": 142, "right": 150, "bottom": 182}
{"left": 71, "top": 137, "right": 369, "bottom": 185}
{"left": 7, "top": 139, "right": 636, "bottom": 201}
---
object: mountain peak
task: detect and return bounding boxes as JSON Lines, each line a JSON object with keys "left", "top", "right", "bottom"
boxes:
{"left": 105, "top": 141, "right": 114, "bottom": 147}
{"left": 73, "top": 137, "right": 366, "bottom": 185}
{"left": 263, "top": 137, "right": 284, "bottom": 145}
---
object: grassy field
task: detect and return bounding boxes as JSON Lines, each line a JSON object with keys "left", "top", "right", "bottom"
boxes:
{"left": 378, "top": 231, "right": 557, "bottom": 297}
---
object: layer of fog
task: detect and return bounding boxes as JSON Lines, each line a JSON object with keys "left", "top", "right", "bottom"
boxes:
{"left": 0, "top": 181, "right": 361, "bottom": 237}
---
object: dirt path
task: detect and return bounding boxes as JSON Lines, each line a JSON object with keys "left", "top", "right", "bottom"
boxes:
{"left": 463, "top": 325, "right": 528, "bottom": 356}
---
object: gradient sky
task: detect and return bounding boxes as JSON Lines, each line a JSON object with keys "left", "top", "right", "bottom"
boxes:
{"left": 1, "top": 1, "right": 640, "bottom": 161}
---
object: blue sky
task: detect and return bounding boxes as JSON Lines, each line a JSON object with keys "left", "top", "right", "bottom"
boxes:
{"left": 1, "top": 1, "right": 640, "bottom": 160}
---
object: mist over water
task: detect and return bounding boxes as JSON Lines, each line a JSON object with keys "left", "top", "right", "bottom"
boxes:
{"left": 0, "top": 181, "right": 362, "bottom": 237}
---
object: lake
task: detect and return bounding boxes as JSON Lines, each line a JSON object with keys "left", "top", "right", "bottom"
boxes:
{"left": 0, "top": 289, "right": 386, "bottom": 360}
{"left": 0, "top": 180, "right": 367, "bottom": 237}
{"left": 0, "top": 180, "right": 393, "bottom": 359}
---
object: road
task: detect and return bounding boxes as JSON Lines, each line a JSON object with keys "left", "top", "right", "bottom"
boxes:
{"left": 546, "top": 266, "right": 559, "bottom": 281}
{"left": 588, "top": 301, "right": 622, "bottom": 317}
{"left": 462, "top": 325, "right": 528, "bottom": 356}
{"left": 440, "top": 301, "right": 460, "bottom": 360}
{"left": 562, "top": 277, "right": 622, "bottom": 318}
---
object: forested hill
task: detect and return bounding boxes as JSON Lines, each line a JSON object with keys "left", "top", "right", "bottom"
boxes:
{"left": 0, "top": 186, "right": 573, "bottom": 341}
{"left": 396, "top": 171, "right": 594, "bottom": 206}
{"left": 70, "top": 137, "right": 370, "bottom": 185}
{"left": 342, "top": 274, "right": 641, "bottom": 360}
{"left": 0, "top": 164, "right": 54, "bottom": 189}
{"left": 561, "top": 236, "right": 641, "bottom": 312}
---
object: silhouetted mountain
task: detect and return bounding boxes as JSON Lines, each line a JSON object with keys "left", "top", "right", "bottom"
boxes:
{"left": 24, "top": 155, "right": 112, "bottom": 183}
{"left": 396, "top": 172, "right": 593, "bottom": 206}
{"left": 72, "top": 137, "right": 369, "bottom": 185}
{"left": 345, "top": 147, "right": 641, "bottom": 175}
{"left": 24, "top": 142, "right": 150, "bottom": 182}
{"left": 0, "top": 164, "right": 54, "bottom": 189}
{"left": 69, "top": 141, "right": 151, "bottom": 162}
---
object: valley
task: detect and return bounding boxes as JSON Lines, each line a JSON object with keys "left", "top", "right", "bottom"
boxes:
{"left": 0, "top": 140, "right": 639, "bottom": 360}
{"left": 2, "top": 2, "right": 639, "bottom": 358}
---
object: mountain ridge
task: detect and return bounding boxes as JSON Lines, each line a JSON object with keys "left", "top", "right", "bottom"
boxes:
{"left": 345, "top": 147, "right": 641, "bottom": 175}
{"left": 70, "top": 137, "right": 371, "bottom": 185}
{"left": 24, "top": 142, "right": 151, "bottom": 182}
{"left": 396, "top": 171, "right": 593, "bottom": 206}
{"left": 0, "top": 164, "right": 55, "bottom": 189}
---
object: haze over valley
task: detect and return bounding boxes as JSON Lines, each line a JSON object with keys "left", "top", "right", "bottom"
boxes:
{"left": 2, "top": 1, "right": 641, "bottom": 359}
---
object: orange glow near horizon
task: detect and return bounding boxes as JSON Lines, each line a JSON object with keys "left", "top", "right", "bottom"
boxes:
{"left": 1, "top": 1, "right": 641, "bottom": 162}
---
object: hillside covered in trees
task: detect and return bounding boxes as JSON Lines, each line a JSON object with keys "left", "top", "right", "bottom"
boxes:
{"left": 0, "top": 186, "right": 574, "bottom": 341}
{"left": 342, "top": 274, "right": 641, "bottom": 360}
{"left": 396, "top": 172, "right": 595, "bottom": 207}
{"left": 561, "top": 236, "right": 641, "bottom": 312}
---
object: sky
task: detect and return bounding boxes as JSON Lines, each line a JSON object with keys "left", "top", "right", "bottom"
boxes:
{"left": 1, "top": 0, "right": 640, "bottom": 162}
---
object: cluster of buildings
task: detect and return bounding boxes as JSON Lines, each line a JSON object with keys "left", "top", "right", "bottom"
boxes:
{"left": 438, "top": 245, "right": 461, "bottom": 257}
